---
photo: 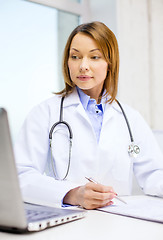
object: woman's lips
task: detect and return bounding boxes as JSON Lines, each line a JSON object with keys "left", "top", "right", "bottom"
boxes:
{"left": 77, "top": 75, "right": 92, "bottom": 81}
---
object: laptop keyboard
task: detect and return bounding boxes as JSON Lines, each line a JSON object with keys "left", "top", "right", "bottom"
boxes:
{"left": 25, "top": 209, "right": 59, "bottom": 222}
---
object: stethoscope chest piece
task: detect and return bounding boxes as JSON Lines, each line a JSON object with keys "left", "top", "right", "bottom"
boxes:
{"left": 128, "top": 142, "right": 140, "bottom": 158}
{"left": 116, "top": 100, "right": 140, "bottom": 159}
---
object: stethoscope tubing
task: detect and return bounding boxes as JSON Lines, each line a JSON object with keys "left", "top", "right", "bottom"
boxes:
{"left": 49, "top": 96, "right": 140, "bottom": 180}
{"left": 116, "top": 100, "right": 134, "bottom": 143}
{"left": 49, "top": 96, "right": 73, "bottom": 140}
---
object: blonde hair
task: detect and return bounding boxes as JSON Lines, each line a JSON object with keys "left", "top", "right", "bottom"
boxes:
{"left": 58, "top": 21, "right": 119, "bottom": 103}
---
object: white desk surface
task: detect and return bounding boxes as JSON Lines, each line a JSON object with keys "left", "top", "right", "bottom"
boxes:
{"left": 1, "top": 196, "right": 163, "bottom": 240}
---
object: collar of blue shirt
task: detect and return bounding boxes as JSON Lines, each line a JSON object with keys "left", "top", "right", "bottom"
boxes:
{"left": 76, "top": 86, "right": 106, "bottom": 112}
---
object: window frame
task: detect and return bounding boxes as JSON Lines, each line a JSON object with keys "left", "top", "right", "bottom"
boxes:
{"left": 27, "top": 0, "right": 91, "bottom": 22}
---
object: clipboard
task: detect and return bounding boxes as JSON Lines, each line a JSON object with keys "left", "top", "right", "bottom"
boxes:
{"left": 97, "top": 195, "right": 163, "bottom": 224}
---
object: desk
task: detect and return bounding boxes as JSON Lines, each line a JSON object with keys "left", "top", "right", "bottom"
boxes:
{"left": 0, "top": 205, "right": 163, "bottom": 240}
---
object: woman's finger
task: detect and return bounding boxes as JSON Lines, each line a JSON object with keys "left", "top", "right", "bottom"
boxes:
{"left": 85, "top": 182, "right": 117, "bottom": 194}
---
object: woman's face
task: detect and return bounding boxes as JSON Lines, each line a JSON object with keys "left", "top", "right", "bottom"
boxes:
{"left": 68, "top": 33, "right": 108, "bottom": 101}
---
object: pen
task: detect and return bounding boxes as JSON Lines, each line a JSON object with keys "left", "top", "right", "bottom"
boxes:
{"left": 85, "top": 177, "right": 127, "bottom": 205}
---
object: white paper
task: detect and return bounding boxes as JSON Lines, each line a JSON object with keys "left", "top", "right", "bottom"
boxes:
{"left": 98, "top": 195, "right": 163, "bottom": 223}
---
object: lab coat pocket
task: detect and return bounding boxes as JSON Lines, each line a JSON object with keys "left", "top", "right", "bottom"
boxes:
{"left": 112, "top": 154, "right": 133, "bottom": 182}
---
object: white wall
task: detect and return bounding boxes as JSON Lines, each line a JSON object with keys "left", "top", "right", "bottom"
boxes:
{"left": 117, "top": 0, "right": 163, "bottom": 130}
{"left": 117, "top": 0, "right": 151, "bottom": 123}
{"left": 149, "top": 0, "right": 163, "bottom": 129}
{"left": 89, "top": 0, "right": 117, "bottom": 34}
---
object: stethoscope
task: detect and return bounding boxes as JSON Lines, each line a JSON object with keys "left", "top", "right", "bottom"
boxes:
{"left": 49, "top": 96, "right": 140, "bottom": 180}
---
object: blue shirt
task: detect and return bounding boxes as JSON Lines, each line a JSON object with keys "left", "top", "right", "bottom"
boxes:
{"left": 77, "top": 87, "right": 106, "bottom": 143}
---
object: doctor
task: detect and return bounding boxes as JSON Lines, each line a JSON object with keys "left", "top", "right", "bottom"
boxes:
{"left": 15, "top": 21, "right": 163, "bottom": 210}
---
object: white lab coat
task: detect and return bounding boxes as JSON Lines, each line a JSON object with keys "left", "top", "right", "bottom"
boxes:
{"left": 14, "top": 88, "right": 163, "bottom": 206}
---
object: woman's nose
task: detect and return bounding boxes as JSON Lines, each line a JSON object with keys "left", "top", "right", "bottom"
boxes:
{"left": 79, "top": 58, "right": 89, "bottom": 72}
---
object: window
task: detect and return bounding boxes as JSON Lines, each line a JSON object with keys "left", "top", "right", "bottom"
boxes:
{"left": 0, "top": 0, "right": 90, "bottom": 141}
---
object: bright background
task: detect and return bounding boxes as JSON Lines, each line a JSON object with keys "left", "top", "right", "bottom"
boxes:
{"left": 0, "top": 0, "right": 163, "bottom": 142}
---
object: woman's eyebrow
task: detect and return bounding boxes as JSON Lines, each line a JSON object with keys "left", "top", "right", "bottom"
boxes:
{"left": 70, "top": 48, "right": 79, "bottom": 52}
{"left": 90, "top": 48, "right": 100, "bottom": 52}
{"left": 70, "top": 48, "right": 100, "bottom": 52}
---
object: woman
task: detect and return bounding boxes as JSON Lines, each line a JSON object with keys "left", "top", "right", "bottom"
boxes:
{"left": 15, "top": 21, "right": 163, "bottom": 210}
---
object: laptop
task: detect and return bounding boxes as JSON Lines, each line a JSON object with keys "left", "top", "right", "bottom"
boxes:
{"left": 0, "top": 108, "right": 86, "bottom": 233}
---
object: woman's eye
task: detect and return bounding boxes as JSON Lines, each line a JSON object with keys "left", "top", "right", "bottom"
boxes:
{"left": 71, "top": 55, "right": 79, "bottom": 59}
{"left": 91, "top": 56, "right": 100, "bottom": 60}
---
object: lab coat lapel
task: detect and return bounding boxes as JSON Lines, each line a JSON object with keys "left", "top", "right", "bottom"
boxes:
{"left": 102, "top": 102, "right": 115, "bottom": 126}
{"left": 63, "top": 88, "right": 92, "bottom": 125}
{"left": 63, "top": 88, "right": 80, "bottom": 107}
{"left": 102, "top": 100, "right": 122, "bottom": 126}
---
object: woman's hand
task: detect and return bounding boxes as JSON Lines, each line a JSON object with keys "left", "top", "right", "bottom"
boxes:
{"left": 63, "top": 182, "right": 117, "bottom": 209}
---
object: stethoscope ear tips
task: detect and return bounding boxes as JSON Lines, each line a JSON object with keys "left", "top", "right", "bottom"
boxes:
{"left": 128, "top": 143, "right": 140, "bottom": 158}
